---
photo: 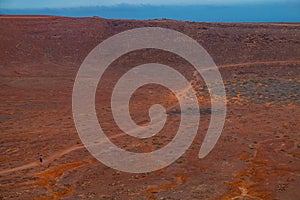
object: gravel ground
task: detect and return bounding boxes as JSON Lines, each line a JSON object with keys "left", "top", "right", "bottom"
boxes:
{"left": 226, "top": 78, "right": 300, "bottom": 105}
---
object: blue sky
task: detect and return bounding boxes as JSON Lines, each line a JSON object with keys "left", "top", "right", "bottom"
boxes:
{"left": 1, "top": 0, "right": 299, "bottom": 22}
{"left": 1, "top": 0, "right": 298, "bottom": 9}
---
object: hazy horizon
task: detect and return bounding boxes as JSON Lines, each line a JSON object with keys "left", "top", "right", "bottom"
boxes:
{"left": 1, "top": 1, "right": 299, "bottom": 22}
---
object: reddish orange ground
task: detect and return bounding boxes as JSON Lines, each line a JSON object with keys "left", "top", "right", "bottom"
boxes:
{"left": 0, "top": 16, "right": 299, "bottom": 199}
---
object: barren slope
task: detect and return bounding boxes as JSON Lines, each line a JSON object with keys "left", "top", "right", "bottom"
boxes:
{"left": 0, "top": 16, "right": 299, "bottom": 200}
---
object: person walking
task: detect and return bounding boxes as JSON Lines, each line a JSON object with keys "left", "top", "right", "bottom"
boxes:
{"left": 39, "top": 154, "right": 43, "bottom": 164}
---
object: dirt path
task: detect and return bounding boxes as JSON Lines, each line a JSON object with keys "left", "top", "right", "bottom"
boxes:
{"left": 0, "top": 59, "right": 298, "bottom": 176}
{"left": 219, "top": 60, "right": 300, "bottom": 69}
{"left": 0, "top": 127, "right": 160, "bottom": 175}
{"left": 0, "top": 145, "right": 84, "bottom": 175}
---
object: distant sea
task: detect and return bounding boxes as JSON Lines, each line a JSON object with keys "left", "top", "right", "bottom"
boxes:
{"left": 1, "top": 3, "right": 299, "bottom": 22}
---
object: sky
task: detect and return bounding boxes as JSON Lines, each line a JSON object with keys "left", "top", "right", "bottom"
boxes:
{"left": 0, "top": 0, "right": 299, "bottom": 22}
{"left": 1, "top": 0, "right": 297, "bottom": 9}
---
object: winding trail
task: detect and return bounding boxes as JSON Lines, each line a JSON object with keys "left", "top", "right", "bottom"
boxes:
{"left": 0, "top": 145, "right": 84, "bottom": 176}
{"left": 218, "top": 60, "right": 300, "bottom": 69}
{"left": 0, "top": 59, "right": 299, "bottom": 176}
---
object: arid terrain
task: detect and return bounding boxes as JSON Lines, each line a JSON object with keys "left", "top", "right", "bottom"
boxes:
{"left": 0, "top": 15, "right": 299, "bottom": 200}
